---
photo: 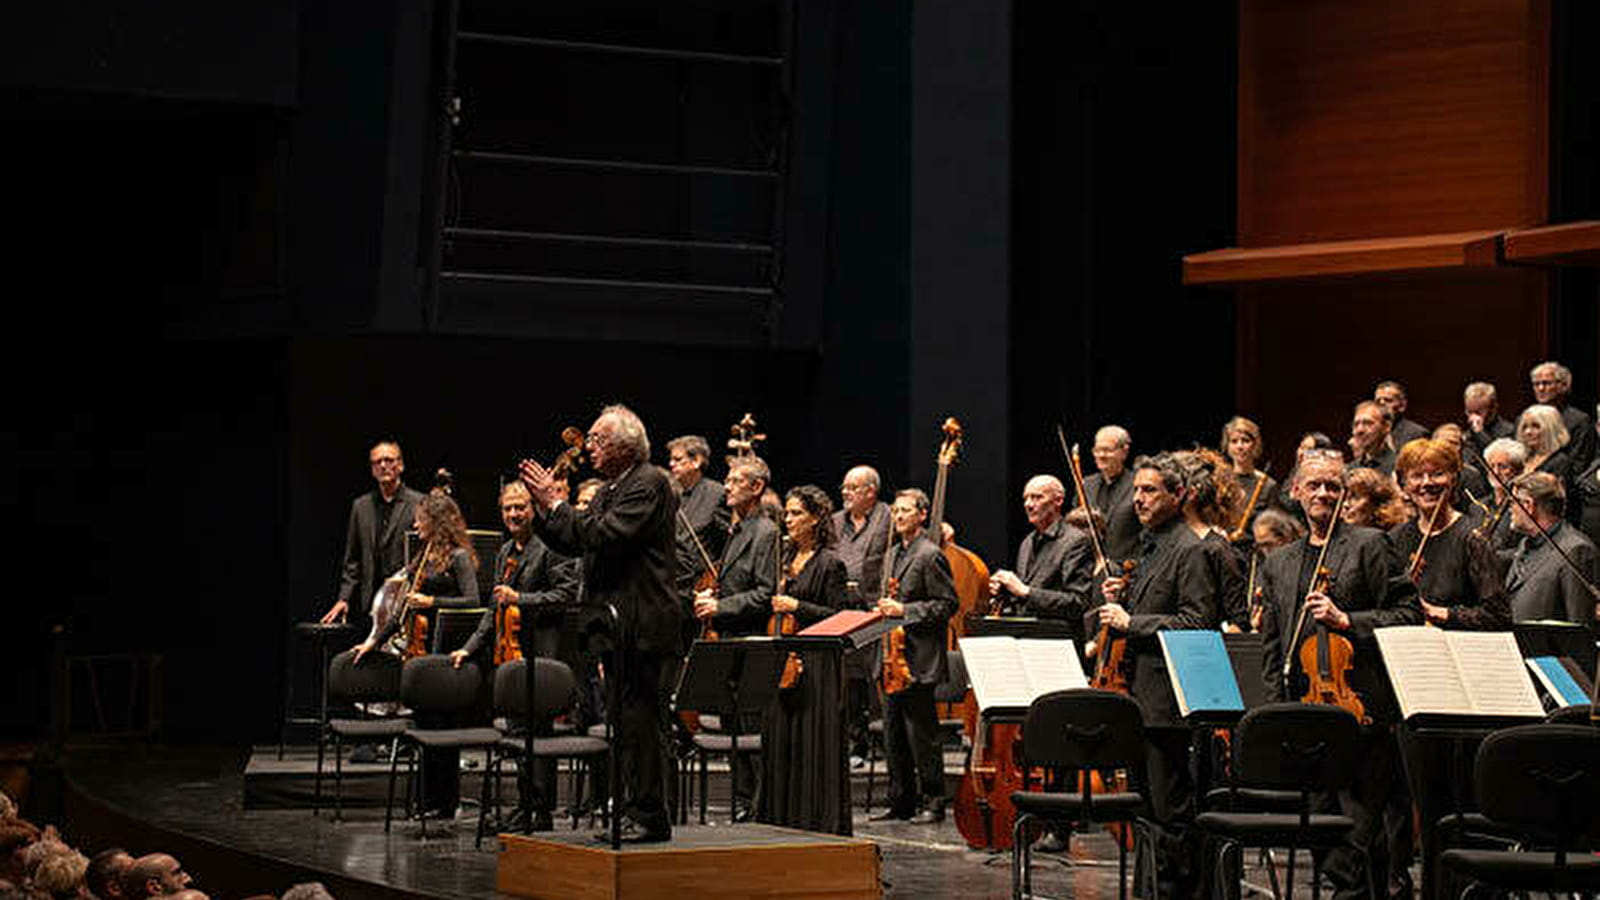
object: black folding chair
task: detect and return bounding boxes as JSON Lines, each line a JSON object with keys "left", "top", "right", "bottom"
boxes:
{"left": 489, "top": 657, "right": 609, "bottom": 831}
{"left": 316, "top": 649, "right": 410, "bottom": 821}
{"left": 384, "top": 654, "right": 500, "bottom": 846}
{"left": 1009, "top": 688, "right": 1151, "bottom": 900}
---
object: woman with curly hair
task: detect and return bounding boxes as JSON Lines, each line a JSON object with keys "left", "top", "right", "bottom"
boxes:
{"left": 1340, "top": 467, "right": 1409, "bottom": 530}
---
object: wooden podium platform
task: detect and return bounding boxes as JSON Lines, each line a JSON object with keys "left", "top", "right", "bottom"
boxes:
{"left": 497, "top": 824, "right": 881, "bottom": 900}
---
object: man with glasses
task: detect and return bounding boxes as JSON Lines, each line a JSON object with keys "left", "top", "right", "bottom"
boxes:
{"left": 320, "top": 441, "right": 425, "bottom": 636}
{"left": 832, "top": 465, "right": 891, "bottom": 765}
{"left": 1531, "top": 361, "right": 1595, "bottom": 473}
{"left": 521, "top": 405, "right": 682, "bottom": 843}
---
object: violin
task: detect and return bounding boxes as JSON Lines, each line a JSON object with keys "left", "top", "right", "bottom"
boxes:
{"left": 769, "top": 533, "right": 804, "bottom": 690}
{"left": 492, "top": 550, "right": 523, "bottom": 666}
{"left": 1297, "top": 566, "right": 1369, "bottom": 724}
{"left": 880, "top": 576, "right": 913, "bottom": 695}
{"left": 1091, "top": 560, "right": 1138, "bottom": 693}
{"left": 394, "top": 539, "right": 436, "bottom": 660}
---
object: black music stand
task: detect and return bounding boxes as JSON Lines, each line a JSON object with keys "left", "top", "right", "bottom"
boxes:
{"left": 963, "top": 615, "right": 1075, "bottom": 640}
{"left": 677, "top": 638, "right": 787, "bottom": 824}
{"left": 1513, "top": 621, "right": 1597, "bottom": 675}
{"left": 281, "top": 621, "right": 357, "bottom": 759}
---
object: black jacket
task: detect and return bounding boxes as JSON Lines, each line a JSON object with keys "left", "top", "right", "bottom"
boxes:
{"left": 536, "top": 463, "right": 684, "bottom": 656}
{"left": 885, "top": 534, "right": 958, "bottom": 686}
{"left": 1504, "top": 521, "right": 1598, "bottom": 626}
{"left": 1078, "top": 470, "right": 1140, "bottom": 563}
{"left": 710, "top": 513, "right": 780, "bottom": 636}
{"left": 338, "top": 485, "right": 426, "bottom": 631}
{"left": 459, "top": 535, "right": 580, "bottom": 660}
{"left": 1001, "top": 518, "right": 1095, "bottom": 632}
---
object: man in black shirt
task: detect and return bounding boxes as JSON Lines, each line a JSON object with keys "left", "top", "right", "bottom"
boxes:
{"left": 1462, "top": 381, "right": 1515, "bottom": 467}
{"left": 1349, "top": 400, "right": 1398, "bottom": 475}
{"left": 1505, "top": 471, "right": 1599, "bottom": 625}
{"left": 668, "top": 435, "right": 729, "bottom": 562}
{"left": 989, "top": 474, "right": 1094, "bottom": 634}
{"left": 321, "top": 440, "right": 425, "bottom": 635}
{"left": 1077, "top": 425, "right": 1140, "bottom": 562}
{"left": 1531, "top": 361, "right": 1596, "bottom": 472}
{"left": 1374, "top": 381, "right": 1428, "bottom": 449}
{"left": 833, "top": 464, "right": 892, "bottom": 762}
{"left": 1093, "top": 453, "right": 1219, "bottom": 899}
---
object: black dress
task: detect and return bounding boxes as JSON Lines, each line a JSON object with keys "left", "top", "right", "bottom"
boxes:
{"left": 1388, "top": 515, "right": 1510, "bottom": 631}
{"left": 759, "top": 548, "right": 855, "bottom": 834}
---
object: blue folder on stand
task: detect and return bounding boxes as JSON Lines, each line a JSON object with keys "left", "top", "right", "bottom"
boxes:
{"left": 1525, "top": 656, "right": 1590, "bottom": 707}
{"left": 1159, "top": 630, "right": 1246, "bottom": 720}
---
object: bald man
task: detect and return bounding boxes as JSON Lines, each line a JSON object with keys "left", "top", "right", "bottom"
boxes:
{"left": 989, "top": 475, "right": 1095, "bottom": 641}
{"left": 120, "top": 854, "right": 192, "bottom": 900}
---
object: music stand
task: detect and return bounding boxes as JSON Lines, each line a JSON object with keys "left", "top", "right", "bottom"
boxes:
{"left": 963, "top": 615, "right": 1074, "bottom": 640}
{"left": 675, "top": 638, "right": 788, "bottom": 822}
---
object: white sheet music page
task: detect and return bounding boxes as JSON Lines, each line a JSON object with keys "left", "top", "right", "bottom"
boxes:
{"left": 958, "top": 637, "right": 1033, "bottom": 711}
{"left": 1448, "top": 631, "right": 1543, "bottom": 718}
{"left": 1015, "top": 638, "right": 1087, "bottom": 695}
{"left": 1375, "top": 626, "right": 1471, "bottom": 718}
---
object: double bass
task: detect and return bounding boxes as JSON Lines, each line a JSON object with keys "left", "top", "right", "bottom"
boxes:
{"left": 494, "top": 427, "right": 586, "bottom": 666}
{"left": 930, "top": 419, "right": 991, "bottom": 650}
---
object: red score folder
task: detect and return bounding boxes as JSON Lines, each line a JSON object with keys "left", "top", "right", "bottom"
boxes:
{"left": 799, "top": 609, "right": 885, "bottom": 637}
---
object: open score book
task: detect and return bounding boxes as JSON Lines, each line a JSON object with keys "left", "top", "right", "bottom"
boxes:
{"left": 1374, "top": 626, "right": 1544, "bottom": 720}
{"left": 957, "top": 636, "right": 1088, "bottom": 713}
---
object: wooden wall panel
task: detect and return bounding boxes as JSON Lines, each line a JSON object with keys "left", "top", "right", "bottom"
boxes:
{"left": 1239, "top": 0, "right": 1548, "bottom": 245}
{"left": 1236, "top": 269, "right": 1547, "bottom": 476}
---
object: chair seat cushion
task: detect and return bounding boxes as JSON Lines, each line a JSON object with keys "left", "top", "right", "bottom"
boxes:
{"left": 1195, "top": 811, "right": 1355, "bottom": 846}
{"left": 692, "top": 733, "right": 762, "bottom": 753}
{"left": 404, "top": 726, "right": 502, "bottom": 748}
{"left": 1203, "top": 787, "right": 1304, "bottom": 813}
{"left": 1438, "top": 849, "right": 1600, "bottom": 891}
{"left": 1011, "top": 790, "right": 1144, "bottom": 819}
{"left": 499, "top": 735, "right": 609, "bottom": 757}
{"left": 330, "top": 718, "right": 412, "bottom": 737}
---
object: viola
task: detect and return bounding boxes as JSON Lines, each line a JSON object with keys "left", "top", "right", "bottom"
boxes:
{"left": 880, "top": 577, "right": 913, "bottom": 695}
{"left": 768, "top": 536, "right": 804, "bottom": 690}
{"left": 1296, "top": 566, "right": 1369, "bottom": 724}
{"left": 492, "top": 551, "right": 523, "bottom": 666}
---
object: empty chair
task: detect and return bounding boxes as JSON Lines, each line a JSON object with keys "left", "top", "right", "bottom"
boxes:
{"left": 385, "top": 654, "right": 501, "bottom": 846}
{"left": 317, "top": 648, "right": 410, "bottom": 821}
{"left": 490, "top": 657, "right": 609, "bottom": 831}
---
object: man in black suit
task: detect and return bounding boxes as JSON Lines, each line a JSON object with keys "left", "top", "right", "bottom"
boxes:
{"left": 833, "top": 464, "right": 892, "bottom": 764}
{"left": 1093, "top": 453, "right": 1219, "bottom": 898}
{"left": 1258, "top": 451, "right": 1420, "bottom": 900}
{"left": 453, "top": 480, "right": 579, "bottom": 832}
{"left": 692, "top": 455, "right": 778, "bottom": 821}
{"left": 1349, "top": 401, "right": 1398, "bottom": 476}
{"left": 1374, "top": 381, "right": 1428, "bottom": 449}
{"left": 1531, "top": 361, "right": 1596, "bottom": 473}
{"left": 1505, "top": 471, "right": 1598, "bottom": 625}
{"left": 521, "top": 404, "right": 682, "bottom": 843}
{"left": 320, "top": 440, "right": 425, "bottom": 635}
{"left": 869, "top": 488, "right": 958, "bottom": 825}
{"left": 989, "top": 474, "right": 1095, "bottom": 633}
{"left": 1077, "top": 425, "right": 1140, "bottom": 562}
{"left": 668, "top": 435, "right": 729, "bottom": 562}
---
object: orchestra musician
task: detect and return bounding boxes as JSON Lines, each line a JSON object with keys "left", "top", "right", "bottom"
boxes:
{"left": 1517, "top": 403, "right": 1572, "bottom": 482}
{"left": 869, "top": 488, "right": 958, "bottom": 825}
{"left": 1390, "top": 440, "right": 1510, "bottom": 630}
{"left": 1462, "top": 381, "right": 1515, "bottom": 467}
{"left": 1349, "top": 400, "right": 1397, "bottom": 476}
{"left": 1530, "top": 361, "right": 1595, "bottom": 473}
{"left": 320, "top": 441, "right": 425, "bottom": 637}
{"left": 1090, "top": 452, "right": 1219, "bottom": 899}
{"left": 692, "top": 455, "right": 779, "bottom": 822}
{"left": 987, "top": 475, "right": 1095, "bottom": 633}
{"left": 1373, "top": 380, "right": 1428, "bottom": 449}
{"left": 1479, "top": 437, "right": 1527, "bottom": 551}
{"left": 772, "top": 485, "right": 850, "bottom": 628}
{"left": 668, "top": 435, "right": 729, "bottom": 561}
{"left": 1258, "top": 450, "right": 1420, "bottom": 900}
{"left": 1428, "top": 423, "right": 1491, "bottom": 512}
{"left": 520, "top": 404, "right": 682, "bottom": 844}
{"left": 1340, "top": 467, "right": 1409, "bottom": 530}
{"left": 1221, "top": 416, "right": 1279, "bottom": 541}
{"left": 1174, "top": 450, "right": 1250, "bottom": 633}
{"left": 1076, "top": 425, "right": 1140, "bottom": 562}
{"left": 1504, "top": 471, "right": 1598, "bottom": 625}
{"left": 450, "top": 480, "right": 579, "bottom": 833}
{"left": 833, "top": 464, "right": 892, "bottom": 765}
{"left": 350, "top": 489, "right": 482, "bottom": 820}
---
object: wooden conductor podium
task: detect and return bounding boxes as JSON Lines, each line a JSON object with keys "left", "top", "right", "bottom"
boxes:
{"left": 496, "top": 824, "right": 881, "bottom": 900}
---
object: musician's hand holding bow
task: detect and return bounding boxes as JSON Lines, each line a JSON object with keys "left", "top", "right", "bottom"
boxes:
{"left": 492, "top": 585, "right": 519, "bottom": 606}
{"left": 878, "top": 596, "right": 905, "bottom": 618}
{"left": 518, "top": 459, "right": 563, "bottom": 511}
{"left": 1305, "top": 590, "right": 1351, "bottom": 630}
{"left": 1097, "top": 601, "right": 1130, "bottom": 632}
{"left": 406, "top": 592, "right": 435, "bottom": 610}
{"left": 771, "top": 594, "right": 798, "bottom": 614}
{"left": 1420, "top": 598, "right": 1449, "bottom": 625}
{"left": 693, "top": 590, "right": 720, "bottom": 620}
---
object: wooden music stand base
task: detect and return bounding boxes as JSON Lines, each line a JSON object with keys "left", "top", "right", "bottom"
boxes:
{"left": 497, "top": 824, "right": 881, "bottom": 900}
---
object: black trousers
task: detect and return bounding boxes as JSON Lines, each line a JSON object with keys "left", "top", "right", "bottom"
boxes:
{"left": 604, "top": 647, "right": 672, "bottom": 832}
{"left": 1321, "top": 725, "right": 1401, "bottom": 900}
{"left": 1136, "top": 726, "right": 1199, "bottom": 900}
{"left": 883, "top": 682, "right": 943, "bottom": 813}
{"left": 502, "top": 720, "right": 557, "bottom": 816}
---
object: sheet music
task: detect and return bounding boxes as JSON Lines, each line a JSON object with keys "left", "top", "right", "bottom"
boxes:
{"left": 1376, "top": 627, "right": 1471, "bottom": 718}
{"left": 959, "top": 636, "right": 1085, "bottom": 712}
{"left": 1449, "top": 632, "right": 1543, "bottom": 717}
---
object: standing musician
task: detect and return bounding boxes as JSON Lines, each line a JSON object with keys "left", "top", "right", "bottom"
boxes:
{"left": 520, "top": 404, "right": 682, "bottom": 844}
{"left": 1429, "top": 424, "right": 1491, "bottom": 512}
{"left": 350, "top": 489, "right": 481, "bottom": 819}
{"left": 1462, "top": 381, "right": 1515, "bottom": 468}
{"left": 987, "top": 475, "right": 1095, "bottom": 633}
{"left": 1076, "top": 425, "right": 1141, "bottom": 562}
{"left": 1478, "top": 438, "right": 1527, "bottom": 552}
{"left": 772, "top": 485, "right": 851, "bottom": 628}
{"left": 1221, "top": 416, "right": 1279, "bottom": 545}
{"left": 1174, "top": 450, "right": 1250, "bottom": 633}
{"left": 869, "top": 488, "right": 958, "bottom": 825}
{"left": 833, "top": 464, "right": 892, "bottom": 764}
{"left": 1349, "top": 400, "right": 1397, "bottom": 476}
{"left": 450, "top": 480, "right": 580, "bottom": 833}
{"left": 691, "top": 455, "right": 778, "bottom": 822}
{"left": 1090, "top": 453, "right": 1219, "bottom": 899}
{"left": 1390, "top": 440, "right": 1509, "bottom": 630}
{"left": 1530, "top": 361, "right": 1596, "bottom": 473}
{"left": 320, "top": 441, "right": 425, "bottom": 637}
{"left": 668, "top": 435, "right": 729, "bottom": 561}
{"left": 1258, "top": 451, "right": 1420, "bottom": 900}
{"left": 1504, "top": 471, "right": 1598, "bottom": 625}
{"left": 1373, "top": 381, "right": 1429, "bottom": 449}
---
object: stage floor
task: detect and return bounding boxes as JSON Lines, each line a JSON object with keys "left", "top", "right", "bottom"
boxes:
{"left": 60, "top": 743, "right": 1172, "bottom": 900}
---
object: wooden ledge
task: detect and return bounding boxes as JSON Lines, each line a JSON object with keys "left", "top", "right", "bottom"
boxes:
{"left": 1503, "top": 221, "right": 1600, "bottom": 265}
{"left": 1182, "top": 231, "right": 1505, "bottom": 285}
